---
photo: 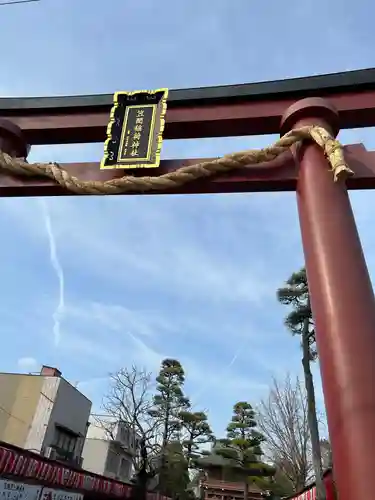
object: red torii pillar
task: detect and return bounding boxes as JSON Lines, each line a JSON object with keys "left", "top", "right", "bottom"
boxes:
{"left": 0, "top": 98, "right": 375, "bottom": 500}
{"left": 282, "top": 98, "right": 375, "bottom": 500}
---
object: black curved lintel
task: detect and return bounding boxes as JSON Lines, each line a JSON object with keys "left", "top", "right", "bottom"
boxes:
{"left": 1, "top": 67, "right": 375, "bottom": 113}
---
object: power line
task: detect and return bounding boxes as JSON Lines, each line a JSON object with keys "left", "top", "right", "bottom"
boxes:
{"left": 0, "top": 0, "right": 40, "bottom": 6}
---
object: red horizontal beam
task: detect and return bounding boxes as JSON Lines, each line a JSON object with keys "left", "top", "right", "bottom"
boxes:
{"left": 0, "top": 144, "right": 374, "bottom": 197}
{"left": 4, "top": 90, "right": 375, "bottom": 145}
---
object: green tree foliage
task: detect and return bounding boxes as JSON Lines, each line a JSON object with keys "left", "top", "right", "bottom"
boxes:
{"left": 150, "top": 359, "right": 190, "bottom": 446}
{"left": 254, "top": 466, "right": 294, "bottom": 498}
{"left": 277, "top": 267, "right": 316, "bottom": 359}
{"left": 179, "top": 410, "right": 214, "bottom": 466}
{"left": 277, "top": 268, "right": 325, "bottom": 500}
{"left": 162, "top": 441, "right": 191, "bottom": 500}
{"left": 215, "top": 402, "right": 269, "bottom": 500}
{"left": 150, "top": 359, "right": 190, "bottom": 495}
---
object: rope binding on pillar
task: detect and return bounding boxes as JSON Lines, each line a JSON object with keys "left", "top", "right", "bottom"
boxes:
{"left": 0, "top": 125, "right": 353, "bottom": 195}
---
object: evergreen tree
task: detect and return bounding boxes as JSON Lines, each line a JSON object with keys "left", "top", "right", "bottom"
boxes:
{"left": 254, "top": 465, "right": 294, "bottom": 498}
{"left": 277, "top": 268, "right": 325, "bottom": 500}
{"left": 215, "top": 402, "right": 268, "bottom": 500}
{"left": 150, "top": 359, "right": 190, "bottom": 494}
{"left": 162, "top": 441, "right": 190, "bottom": 500}
{"left": 179, "top": 410, "right": 214, "bottom": 466}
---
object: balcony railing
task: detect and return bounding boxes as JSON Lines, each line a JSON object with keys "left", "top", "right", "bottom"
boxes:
{"left": 202, "top": 480, "right": 245, "bottom": 492}
{"left": 51, "top": 446, "right": 83, "bottom": 467}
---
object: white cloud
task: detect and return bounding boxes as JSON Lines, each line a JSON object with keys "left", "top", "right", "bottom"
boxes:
{"left": 52, "top": 297, "right": 286, "bottom": 380}
{"left": 17, "top": 357, "right": 39, "bottom": 373}
{"left": 190, "top": 366, "right": 270, "bottom": 410}
{"left": 59, "top": 334, "right": 120, "bottom": 364}
{"left": 51, "top": 300, "right": 168, "bottom": 373}
{"left": 65, "top": 302, "right": 175, "bottom": 339}
{"left": 0, "top": 194, "right": 293, "bottom": 309}
{"left": 76, "top": 377, "right": 110, "bottom": 405}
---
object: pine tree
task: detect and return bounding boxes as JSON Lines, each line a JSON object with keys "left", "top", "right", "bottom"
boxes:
{"left": 179, "top": 410, "right": 214, "bottom": 466}
{"left": 162, "top": 441, "right": 190, "bottom": 500}
{"left": 215, "top": 402, "right": 268, "bottom": 500}
{"left": 150, "top": 359, "right": 190, "bottom": 494}
{"left": 277, "top": 267, "right": 325, "bottom": 500}
{"left": 254, "top": 470, "right": 294, "bottom": 499}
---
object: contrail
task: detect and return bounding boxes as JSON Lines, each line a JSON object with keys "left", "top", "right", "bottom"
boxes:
{"left": 191, "top": 346, "right": 243, "bottom": 407}
{"left": 125, "top": 330, "right": 163, "bottom": 369}
{"left": 39, "top": 199, "right": 65, "bottom": 347}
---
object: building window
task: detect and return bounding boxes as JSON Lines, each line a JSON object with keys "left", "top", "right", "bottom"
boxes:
{"left": 119, "top": 425, "right": 129, "bottom": 447}
{"left": 106, "top": 446, "right": 120, "bottom": 475}
{"left": 51, "top": 426, "right": 77, "bottom": 456}
{"left": 119, "top": 457, "right": 131, "bottom": 480}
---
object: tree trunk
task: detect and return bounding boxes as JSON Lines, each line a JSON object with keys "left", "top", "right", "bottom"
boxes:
{"left": 160, "top": 411, "right": 170, "bottom": 494}
{"left": 134, "top": 472, "right": 148, "bottom": 500}
{"left": 301, "top": 302, "right": 326, "bottom": 500}
{"left": 134, "top": 438, "right": 149, "bottom": 500}
{"left": 186, "top": 431, "right": 193, "bottom": 467}
{"left": 244, "top": 480, "right": 249, "bottom": 500}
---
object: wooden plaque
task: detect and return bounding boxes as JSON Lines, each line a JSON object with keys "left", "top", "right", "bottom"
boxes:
{"left": 100, "top": 88, "right": 168, "bottom": 169}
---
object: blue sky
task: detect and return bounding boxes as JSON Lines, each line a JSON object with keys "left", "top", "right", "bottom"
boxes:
{"left": 2, "top": 0, "right": 375, "bottom": 438}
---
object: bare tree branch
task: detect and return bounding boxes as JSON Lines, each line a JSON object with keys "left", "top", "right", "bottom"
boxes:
{"left": 256, "top": 374, "right": 313, "bottom": 491}
{"left": 95, "top": 365, "right": 162, "bottom": 474}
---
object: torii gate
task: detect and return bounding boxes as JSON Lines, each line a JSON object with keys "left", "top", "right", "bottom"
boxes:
{"left": 2, "top": 68, "right": 375, "bottom": 500}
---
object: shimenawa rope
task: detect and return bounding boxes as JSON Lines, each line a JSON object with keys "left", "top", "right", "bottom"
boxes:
{"left": 0, "top": 126, "right": 352, "bottom": 195}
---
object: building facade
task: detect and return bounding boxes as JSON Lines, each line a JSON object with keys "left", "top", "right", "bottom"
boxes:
{"left": 82, "top": 420, "right": 140, "bottom": 482}
{"left": 0, "top": 365, "right": 92, "bottom": 467}
{"left": 196, "top": 451, "right": 268, "bottom": 500}
{"left": 200, "top": 478, "right": 264, "bottom": 500}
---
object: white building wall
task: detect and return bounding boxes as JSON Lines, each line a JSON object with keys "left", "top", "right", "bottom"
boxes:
{"left": 82, "top": 421, "right": 136, "bottom": 482}
{"left": 105, "top": 441, "right": 133, "bottom": 482}
{"left": 24, "top": 377, "right": 61, "bottom": 453}
{"left": 86, "top": 420, "right": 109, "bottom": 440}
{"left": 81, "top": 438, "right": 109, "bottom": 476}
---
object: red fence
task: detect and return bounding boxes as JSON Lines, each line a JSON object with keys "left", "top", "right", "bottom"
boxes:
{"left": 0, "top": 441, "right": 169, "bottom": 500}
{"left": 287, "top": 470, "right": 336, "bottom": 500}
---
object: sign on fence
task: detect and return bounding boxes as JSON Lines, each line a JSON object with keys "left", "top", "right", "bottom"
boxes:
{"left": 40, "top": 488, "right": 83, "bottom": 500}
{"left": 0, "top": 444, "right": 131, "bottom": 497}
{"left": 0, "top": 480, "right": 41, "bottom": 500}
{"left": 101, "top": 89, "right": 168, "bottom": 170}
